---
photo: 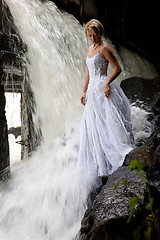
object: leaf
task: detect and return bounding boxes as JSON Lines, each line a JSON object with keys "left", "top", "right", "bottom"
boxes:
{"left": 137, "top": 161, "right": 147, "bottom": 172}
{"left": 127, "top": 214, "right": 133, "bottom": 224}
{"left": 129, "top": 196, "right": 138, "bottom": 211}
{"left": 128, "top": 160, "right": 147, "bottom": 173}
{"left": 123, "top": 178, "right": 128, "bottom": 187}
{"left": 145, "top": 198, "right": 154, "bottom": 211}
{"left": 114, "top": 180, "right": 120, "bottom": 190}
{"left": 128, "top": 160, "right": 138, "bottom": 171}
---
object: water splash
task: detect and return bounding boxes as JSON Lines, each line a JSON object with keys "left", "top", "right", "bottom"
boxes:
{"left": 131, "top": 103, "right": 153, "bottom": 144}
{"left": 0, "top": 133, "right": 90, "bottom": 240}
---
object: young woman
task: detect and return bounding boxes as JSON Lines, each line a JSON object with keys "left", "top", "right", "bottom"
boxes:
{"left": 78, "top": 19, "right": 134, "bottom": 185}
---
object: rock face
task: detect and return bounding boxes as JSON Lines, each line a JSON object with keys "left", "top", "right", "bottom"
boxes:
{"left": 80, "top": 162, "right": 160, "bottom": 240}
{"left": 124, "top": 132, "right": 160, "bottom": 167}
{"left": 80, "top": 160, "right": 160, "bottom": 240}
{"left": 79, "top": 77, "right": 160, "bottom": 239}
{"left": 80, "top": 167, "right": 145, "bottom": 240}
{"left": 120, "top": 77, "right": 160, "bottom": 109}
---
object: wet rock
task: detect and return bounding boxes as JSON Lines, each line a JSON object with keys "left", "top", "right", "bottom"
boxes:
{"left": 147, "top": 166, "right": 160, "bottom": 193}
{"left": 120, "top": 77, "right": 160, "bottom": 108}
{"left": 80, "top": 164, "right": 160, "bottom": 240}
{"left": 1, "top": 3, "right": 27, "bottom": 93}
{"left": 152, "top": 92, "right": 160, "bottom": 115}
{"left": 80, "top": 166, "right": 147, "bottom": 240}
{"left": 124, "top": 79, "right": 160, "bottom": 165}
{"left": 121, "top": 76, "right": 160, "bottom": 147}
{"left": 124, "top": 145, "right": 155, "bottom": 167}
{"left": 124, "top": 131, "right": 160, "bottom": 167}
{"left": 1, "top": 2, "right": 27, "bottom": 68}
{"left": 153, "top": 93, "right": 160, "bottom": 133}
{"left": 155, "top": 145, "right": 160, "bottom": 164}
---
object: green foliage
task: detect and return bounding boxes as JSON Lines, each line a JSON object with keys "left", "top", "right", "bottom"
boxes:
{"left": 127, "top": 160, "right": 147, "bottom": 173}
{"left": 129, "top": 196, "right": 139, "bottom": 211}
{"left": 145, "top": 198, "right": 154, "bottom": 211}
{"left": 114, "top": 180, "right": 120, "bottom": 190}
{"left": 123, "top": 178, "right": 128, "bottom": 187}
{"left": 127, "top": 196, "right": 139, "bottom": 224}
{"left": 114, "top": 160, "right": 159, "bottom": 239}
{"left": 127, "top": 160, "right": 158, "bottom": 233}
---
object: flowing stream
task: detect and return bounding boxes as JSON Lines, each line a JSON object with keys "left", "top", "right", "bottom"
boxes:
{"left": 1, "top": 0, "right": 157, "bottom": 239}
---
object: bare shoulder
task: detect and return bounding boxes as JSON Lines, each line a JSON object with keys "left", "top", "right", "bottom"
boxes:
{"left": 88, "top": 45, "right": 93, "bottom": 54}
{"left": 101, "top": 42, "right": 114, "bottom": 56}
{"left": 100, "top": 41, "right": 120, "bottom": 67}
{"left": 88, "top": 45, "right": 93, "bottom": 50}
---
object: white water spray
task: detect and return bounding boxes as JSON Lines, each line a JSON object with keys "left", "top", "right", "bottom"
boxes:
{"left": 1, "top": 0, "right": 155, "bottom": 239}
{"left": 1, "top": 1, "right": 91, "bottom": 239}
{"left": 4, "top": 0, "right": 89, "bottom": 144}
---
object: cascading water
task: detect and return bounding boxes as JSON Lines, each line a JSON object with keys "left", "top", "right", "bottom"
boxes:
{"left": 1, "top": 0, "right": 157, "bottom": 240}
{"left": 4, "top": 0, "right": 88, "bottom": 143}
{"left": 1, "top": 1, "right": 92, "bottom": 239}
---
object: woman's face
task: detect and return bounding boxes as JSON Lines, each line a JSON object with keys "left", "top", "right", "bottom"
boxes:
{"left": 87, "top": 28, "right": 101, "bottom": 45}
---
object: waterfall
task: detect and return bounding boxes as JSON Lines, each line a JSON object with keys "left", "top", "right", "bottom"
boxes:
{"left": 1, "top": 0, "right": 157, "bottom": 239}
{"left": 1, "top": 1, "right": 91, "bottom": 239}
{"left": 3, "top": 0, "right": 89, "bottom": 145}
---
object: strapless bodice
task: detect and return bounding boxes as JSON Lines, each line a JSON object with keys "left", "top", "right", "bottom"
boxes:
{"left": 86, "top": 52, "right": 109, "bottom": 78}
{"left": 86, "top": 52, "right": 109, "bottom": 94}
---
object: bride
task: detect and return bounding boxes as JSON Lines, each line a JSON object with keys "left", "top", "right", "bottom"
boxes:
{"left": 77, "top": 19, "right": 134, "bottom": 186}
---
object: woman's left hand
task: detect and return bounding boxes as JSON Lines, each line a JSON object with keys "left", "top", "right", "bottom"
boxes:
{"left": 104, "top": 82, "right": 111, "bottom": 98}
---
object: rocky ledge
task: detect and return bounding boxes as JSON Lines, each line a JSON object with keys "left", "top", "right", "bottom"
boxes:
{"left": 79, "top": 77, "right": 160, "bottom": 240}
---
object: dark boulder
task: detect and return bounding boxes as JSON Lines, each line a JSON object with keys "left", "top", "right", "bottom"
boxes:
{"left": 124, "top": 131, "right": 160, "bottom": 167}
{"left": 152, "top": 93, "right": 160, "bottom": 116}
{"left": 120, "top": 77, "right": 160, "bottom": 108}
{"left": 79, "top": 165, "right": 160, "bottom": 240}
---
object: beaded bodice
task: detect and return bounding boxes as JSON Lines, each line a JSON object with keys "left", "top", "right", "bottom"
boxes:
{"left": 86, "top": 52, "right": 109, "bottom": 93}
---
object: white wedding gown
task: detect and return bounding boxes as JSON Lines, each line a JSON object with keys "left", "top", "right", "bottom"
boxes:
{"left": 77, "top": 49, "right": 134, "bottom": 183}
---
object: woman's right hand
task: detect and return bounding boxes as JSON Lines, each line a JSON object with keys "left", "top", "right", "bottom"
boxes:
{"left": 104, "top": 82, "right": 111, "bottom": 98}
{"left": 80, "top": 92, "right": 86, "bottom": 106}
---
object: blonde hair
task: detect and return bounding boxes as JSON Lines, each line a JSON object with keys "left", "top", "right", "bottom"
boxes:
{"left": 85, "top": 19, "right": 104, "bottom": 37}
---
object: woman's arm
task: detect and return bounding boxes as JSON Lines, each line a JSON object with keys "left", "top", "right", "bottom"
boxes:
{"left": 80, "top": 67, "right": 89, "bottom": 106}
{"left": 101, "top": 45, "right": 122, "bottom": 98}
